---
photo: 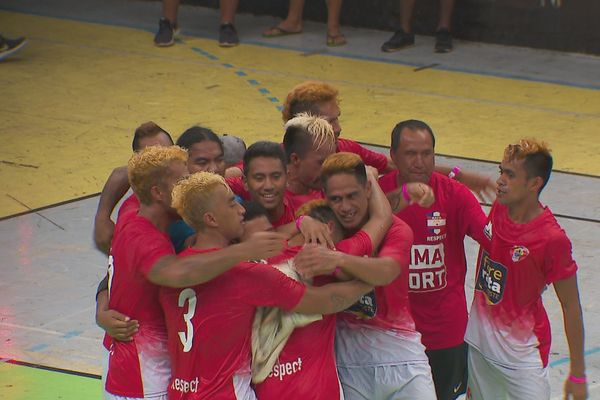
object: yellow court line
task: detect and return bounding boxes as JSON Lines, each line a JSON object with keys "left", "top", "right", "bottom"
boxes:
{"left": 1, "top": 11, "right": 599, "bottom": 218}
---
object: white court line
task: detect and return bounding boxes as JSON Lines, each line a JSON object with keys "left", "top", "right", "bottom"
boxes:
{"left": 0, "top": 322, "right": 98, "bottom": 342}
{"left": 39, "top": 305, "right": 95, "bottom": 328}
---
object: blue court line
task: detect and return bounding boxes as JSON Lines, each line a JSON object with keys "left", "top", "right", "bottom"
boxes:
{"left": 2, "top": 6, "right": 599, "bottom": 91}
{"left": 28, "top": 344, "right": 49, "bottom": 352}
{"left": 63, "top": 330, "right": 83, "bottom": 339}
{"left": 549, "top": 346, "right": 600, "bottom": 367}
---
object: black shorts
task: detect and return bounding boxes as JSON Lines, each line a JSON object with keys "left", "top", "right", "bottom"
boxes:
{"left": 425, "top": 342, "right": 468, "bottom": 400}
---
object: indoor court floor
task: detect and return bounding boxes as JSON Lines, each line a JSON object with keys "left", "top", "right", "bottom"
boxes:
{"left": 1, "top": 0, "right": 599, "bottom": 398}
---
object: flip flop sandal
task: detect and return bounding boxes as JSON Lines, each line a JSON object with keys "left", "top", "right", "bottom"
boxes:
{"left": 262, "top": 26, "right": 303, "bottom": 38}
{"left": 326, "top": 33, "right": 347, "bottom": 47}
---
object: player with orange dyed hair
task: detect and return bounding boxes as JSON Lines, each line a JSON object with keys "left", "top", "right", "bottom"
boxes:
{"left": 465, "top": 139, "right": 587, "bottom": 400}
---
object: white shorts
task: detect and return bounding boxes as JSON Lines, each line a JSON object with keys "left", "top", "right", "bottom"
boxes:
{"left": 466, "top": 346, "right": 550, "bottom": 400}
{"left": 338, "top": 362, "right": 437, "bottom": 400}
{"left": 102, "top": 350, "right": 168, "bottom": 400}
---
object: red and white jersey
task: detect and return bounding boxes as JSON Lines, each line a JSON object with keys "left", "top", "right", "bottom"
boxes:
{"left": 336, "top": 217, "right": 428, "bottom": 366}
{"left": 336, "top": 138, "right": 388, "bottom": 174}
{"left": 105, "top": 211, "right": 173, "bottom": 398}
{"left": 465, "top": 202, "right": 578, "bottom": 368}
{"left": 159, "top": 248, "right": 306, "bottom": 400}
{"left": 379, "top": 171, "right": 487, "bottom": 350}
{"left": 255, "top": 246, "right": 342, "bottom": 400}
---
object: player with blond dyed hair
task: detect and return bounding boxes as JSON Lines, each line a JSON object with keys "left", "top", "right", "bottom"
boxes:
{"left": 102, "top": 147, "right": 289, "bottom": 400}
{"left": 465, "top": 139, "right": 587, "bottom": 400}
{"left": 158, "top": 172, "right": 373, "bottom": 400}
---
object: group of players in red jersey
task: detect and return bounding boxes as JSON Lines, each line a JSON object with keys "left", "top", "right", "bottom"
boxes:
{"left": 93, "top": 81, "right": 588, "bottom": 400}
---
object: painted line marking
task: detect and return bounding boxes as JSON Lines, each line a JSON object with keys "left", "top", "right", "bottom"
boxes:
{"left": 28, "top": 344, "right": 49, "bottom": 352}
{"left": 63, "top": 330, "right": 83, "bottom": 339}
{"left": 222, "top": 63, "right": 234, "bottom": 68}
{"left": 414, "top": 63, "right": 440, "bottom": 72}
{"left": 247, "top": 79, "right": 259, "bottom": 85}
{"left": 5, "top": 194, "right": 66, "bottom": 230}
{"left": 0, "top": 160, "right": 39, "bottom": 169}
{"left": 258, "top": 88, "right": 270, "bottom": 94}
{"left": 549, "top": 346, "right": 600, "bottom": 367}
{"left": 0, "top": 322, "right": 98, "bottom": 342}
{"left": 235, "top": 70, "right": 247, "bottom": 76}
{"left": 267, "top": 97, "right": 279, "bottom": 103}
{"left": 191, "top": 47, "right": 218, "bottom": 60}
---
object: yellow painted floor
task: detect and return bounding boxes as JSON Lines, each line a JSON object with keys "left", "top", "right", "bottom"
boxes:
{"left": 2, "top": 11, "right": 600, "bottom": 218}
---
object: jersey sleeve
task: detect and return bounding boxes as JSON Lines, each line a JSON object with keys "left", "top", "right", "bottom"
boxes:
{"left": 337, "top": 139, "right": 388, "bottom": 173}
{"left": 226, "top": 177, "right": 251, "bottom": 200}
{"left": 237, "top": 263, "right": 306, "bottom": 310}
{"left": 378, "top": 219, "right": 413, "bottom": 269}
{"left": 137, "top": 232, "right": 175, "bottom": 277}
{"left": 456, "top": 183, "right": 488, "bottom": 246}
{"left": 336, "top": 230, "right": 373, "bottom": 257}
{"left": 544, "top": 231, "right": 578, "bottom": 284}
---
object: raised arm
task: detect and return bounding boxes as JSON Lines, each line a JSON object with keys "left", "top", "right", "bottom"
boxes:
{"left": 147, "top": 231, "right": 286, "bottom": 288}
{"left": 434, "top": 165, "right": 495, "bottom": 203}
{"left": 554, "top": 275, "right": 588, "bottom": 400}
{"left": 361, "top": 167, "right": 393, "bottom": 248}
{"left": 94, "top": 166, "right": 130, "bottom": 254}
{"left": 385, "top": 181, "right": 435, "bottom": 214}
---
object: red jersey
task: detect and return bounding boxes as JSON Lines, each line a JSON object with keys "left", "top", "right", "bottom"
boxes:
{"left": 226, "top": 177, "right": 250, "bottom": 200}
{"left": 335, "top": 217, "right": 428, "bottom": 366}
{"left": 159, "top": 248, "right": 306, "bottom": 400}
{"left": 336, "top": 138, "right": 388, "bottom": 174}
{"left": 105, "top": 211, "right": 173, "bottom": 398}
{"left": 117, "top": 193, "right": 140, "bottom": 218}
{"left": 465, "top": 202, "right": 578, "bottom": 368}
{"left": 379, "top": 171, "right": 487, "bottom": 350}
{"left": 254, "top": 246, "right": 341, "bottom": 400}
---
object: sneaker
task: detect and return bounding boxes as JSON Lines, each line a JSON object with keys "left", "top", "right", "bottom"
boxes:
{"left": 434, "top": 29, "right": 453, "bottom": 53}
{"left": 381, "top": 29, "right": 415, "bottom": 52}
{"left": 154, "top": 18, "right": 176, "bottom": 47}
{"left": 0, "top": 35, "right": 27, "bottom": 61}
{"left": 219, "top": 23, "right": 239, "bottom": 47}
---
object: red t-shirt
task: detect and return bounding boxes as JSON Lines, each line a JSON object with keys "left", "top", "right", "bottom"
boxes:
{"left": 465, "top": 202, "right": 578, "bottom": 368}
{"left": 117, "top": 193, "right": 140, "bottom": 218}
{"left": 379, "top": 171, "right": 487, "bottom": 350}
{"left": 337, "top": 216, "right": 415, "bottom": 333}
{"left": 254, "top": 245, "right": 341, "bottom": 399}
{"left": 336, "top": 138, "right": 388, "bottom": 174}
{"left": 159, "top": 248, "right": 306, "bottom": 400}
{"left": 104, "top": 211, "right": 173, "bottom": 398}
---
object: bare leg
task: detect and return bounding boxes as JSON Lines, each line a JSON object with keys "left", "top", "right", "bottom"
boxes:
{"left": 437, "top": 0, "right": 455, "bottom": 30}
{"left": 326, "top": 0, "right": 343, "bottom": 36}
{"left": 162, "top": 0, "right": 180, "bottom": 23}
{"left": 400, "top": 0, "right": 415, "bottom": 33}
{"left": 220, "top": 0, "right": 239, "bottom": 24}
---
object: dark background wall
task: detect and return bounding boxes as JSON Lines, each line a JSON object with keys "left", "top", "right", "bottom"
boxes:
{"left": 185, "top": 0, "right": 600, "bottom": 55}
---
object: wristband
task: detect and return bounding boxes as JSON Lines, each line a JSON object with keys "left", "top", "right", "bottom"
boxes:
{"left": 568, "top": 374, "right": 587, "bottom": 384}
{"left": 295, "top": 215, "right": 305, "bottom": 231}
{"left": 401, "top": 183, "right": 411, "bottom": 203}
{"left": 448, "top": 166, "right": 461, "bottom": 180}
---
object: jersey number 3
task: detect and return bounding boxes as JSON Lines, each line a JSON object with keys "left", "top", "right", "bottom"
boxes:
{"left": 178, "top": 288, "right": 197, "bottom": 353}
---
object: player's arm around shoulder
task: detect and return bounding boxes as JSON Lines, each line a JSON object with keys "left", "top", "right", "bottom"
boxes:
{"left": 291, "top": 278, "right": 374, "bottom": 315}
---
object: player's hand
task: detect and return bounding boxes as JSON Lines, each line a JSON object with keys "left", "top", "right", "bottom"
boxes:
{"left": 457, "top": 170, "right": 496, "bottom": 203}
{"left": 405, "top": 182, "right": 435, "bottom": 207}
{"left": 96, "top": 309, "right": 139, "bottom": 342}
{"left": 365, "top": 165, "right": 380, "bottom": 181}
{"left": 241, "top": 231, "right": 286, "bottom": 261}
{"left": 564, "top": 378, "right": 588, "bottom": 399}
{"left": 294, "top": 244, "right": 341, "bottom": 279}
{"left": 94, "top": 217, "right": 115, "bottom": 255}
{"left": 299, "top": 216, "right": 335, "bottom": 250}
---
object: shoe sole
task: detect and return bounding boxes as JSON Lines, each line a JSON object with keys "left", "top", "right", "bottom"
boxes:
{"left": 434, "top": 47, "right": 453, "bottom": 53}
{"left": 218, "top": 42, "right": 239, "bottom": 47}
{"left": 154, "top": 40, "right": 175, "bottom": 47}
{"left": 0, "top": 39, "right": 28, "bottom": 61}
{"left": 381, "top": 43, "right": 415, "bottom": 53}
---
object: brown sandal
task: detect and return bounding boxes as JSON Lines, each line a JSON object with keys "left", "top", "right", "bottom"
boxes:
{"left": 262, "top": 26, "right": 302, "bottom": 38}
{"left": 326, "top": 33, "right": 347, "bottom": 47}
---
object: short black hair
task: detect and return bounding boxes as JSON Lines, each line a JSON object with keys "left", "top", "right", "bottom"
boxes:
{"left": 242, "top": 201, "right": 269, "bottom": 222}
{"left": 390, "top": 119, "right": 436, "bottom": 151}
{"left": 282, "top": 124, "right": 313, "bottom": 162}
{"left": 243, "top": 141, "right": 287, "bottom": 176}
{"left": 176, "top": 126, "right": 223, "bottom": 153}
{"left": 132, "top": 121, "right": 173, "bottom": 151}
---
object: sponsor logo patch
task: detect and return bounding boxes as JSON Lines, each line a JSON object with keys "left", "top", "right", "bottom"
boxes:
{"left": 345, "top": 290, "right": 377, "bottom": 319}
{"left": 426, "top": 211, "right": 446, "bottom": 236}
{"left": 476, "top": 250, "right": 507, "bottom": 305}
